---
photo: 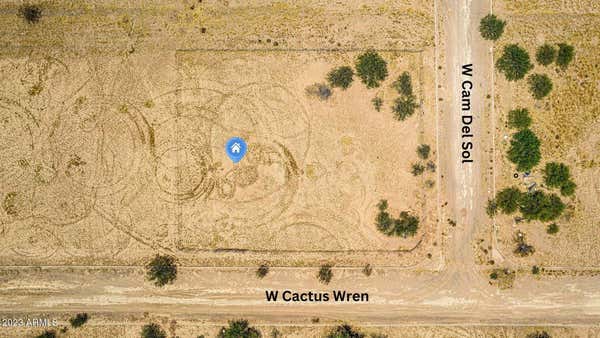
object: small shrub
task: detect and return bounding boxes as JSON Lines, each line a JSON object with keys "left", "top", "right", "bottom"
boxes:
{"left": 536, "top": 44, "right": 556, "bottom": 66}
{"left": 560, "top": 180, "right": 576, "bottom": 196}
{"left": 327, "top": 66, "right": 354, "bottom": 89}
{"left": 426, "top": 161, "right": 436, "bottom": 172}
{"left": 318, "top": 264, "right": 333, "bottom": 284}
{"left": 496, "top": 44, "right": 533, "bottom": 81}
{"left": 532, "top": 265, "right": 540, "bottom": 274}
{"left": 141, "top": 323, "right": 166, "bottom": 338}
{"left": 306, "top": 83, "right": 332, "bottom": 100}
{"left": 507, "top": 129, "right": 541, "bottom": 172}
{"left": 416, "top": 144, "right": 431, "bottom": 159}
{"left": 489, "top": 268, "right": 515, "bottom": 289}
{"left": 556, "top": 43, "right": 574, "bottom": 68}
{"left": 514, "top": 231, "right": 535, "bottom": 257}
{"left": 218, "top": 320, "right": 261, "bottom": 338}
{"left": 362, "top": 264, "right": 373, "bottom": 277}
{"left": 527, "top": 331, "right": 551, "bottom": 338}
{"left": 479, "top": 14, "right": 506, "bottom": 40}
{"left": 372, "top": 96, "right": 383, "bottom": 111}
{"left": 489, "top": 272, "right": 498, "bottom": 280}
{"left": 69, "top": 313, "right": 89, "bottom": 328}
{"left": 507, "top": 108, "right": 531, "bottom": 129}
{"left": 393, "top": 71, "right": 413, "bottom": 96}
{"left": 528, "top": 74, "right": 553, "bottom": 99}
{"left": 270, "top": 328, "right": 282, "bottom": 338}
{"left": 256, "top": 264, "right": 269, "bottom": 278}
{"left": 391, "top": 95, "right": 418, "bottom": 121}
{"left": 325, "top": 324, "right": 365, "bottom": 338}
{"left": 486, "top": 199, "right": 498, "bottom": 216}
{"left": 146, "top": 254, "right": 178, "bottom": 287}
{"left": 19, "top": 4, "right": 42, "bottom": 23}
{"left": 547, "top": 223, "right": 559, "bottom": 234}
{"left": 411, "top": 163, "right": 425, "bottom": 176}
{"left": 424, "top": 179, "right": 435, "bottom": 188}
{"left": 375, "top": 200, "right": 419, "bottom": 238}
{"left": 355, "top": 50, "right": 388, "bottom": 88}
{"left": 35, "top": 331, "right": 56, "bottom": 338}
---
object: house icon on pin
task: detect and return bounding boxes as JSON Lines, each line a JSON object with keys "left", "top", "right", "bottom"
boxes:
{"left": 230, "top": 142, "right": 241, "bottom": 154}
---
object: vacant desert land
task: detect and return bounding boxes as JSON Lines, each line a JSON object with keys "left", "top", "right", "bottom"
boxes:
{"left": 0, "top": 0, "right": 439, "bottom": 268}
{"left": 491, "top": 0, "right": 600, "bottom": 268}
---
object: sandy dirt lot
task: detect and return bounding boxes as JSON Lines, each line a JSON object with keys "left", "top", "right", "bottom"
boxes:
{"left": 489, "top": 0, "right": 600, "bottom": 268}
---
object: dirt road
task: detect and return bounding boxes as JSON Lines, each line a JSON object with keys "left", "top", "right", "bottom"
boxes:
{"left": 2, "top": 0, "right": 600, "bottom": 332}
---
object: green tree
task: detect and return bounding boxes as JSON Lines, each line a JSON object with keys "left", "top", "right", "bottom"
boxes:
{"left": 507, "top": 108, "right": 531, "bottom": 129}
{"left": 327, "top": 66, "right": 354, "bottom": 89}
{"left": 69, "top": 313, "right": 89, "bottom": 328}
{"left": 218, "top": 320, "right": 261, "bottom": 338}
{"left": 393, "top": 71, "right": 413, "bottom": 96}
{"left": 318, "top": 264, "right": 333, "bottom": 284}
{"left": 392, "top": 95, "right": 418, "bottom": 121}
{"left": 496, "top": 44, "right": 533, "bottom": 81}
{"left": 146, "top": 254, "right": 178, "bottom": 287}
{"left": 375, "top": 200, "right": 419, "bottom": 237}
{"left": 536, "top": 44, "right": 556, "bottom": 66}
{"left": 325, "top": 324, "right": 365, "bottom": 338}
{"left": 495, "top": 187, "right": 522, "bottom": 214}
{"left": 556, "top": 43, "right": 574, "bottom": 68}
{"left": 417, "top": 144, "right": 431, "bottom": 159}
{"left": 543, "top": 162, "right": 576, "bottom": 196}
{"left": 479, "top": 14, "right": 506, "bottom": 41}
{"left": 528, "top": 74, "right": 553, "bottom": 99}
{"left": 355, "top": 50, "right": 388, "bottom": 88}
{"left": 547, "top": 223, "right": 559, "bottom": 234}
{"left": 519, "top": 191, "right": 565, "bottom": 221}
{"left": 141, "top": 323, "right": 166, "bottom": 338}
{"left": 507, "top": 129, "right": 541, "bottom": 171}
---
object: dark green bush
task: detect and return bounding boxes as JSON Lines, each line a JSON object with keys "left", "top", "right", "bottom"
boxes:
{"left": 496, "top": 44, "right": 533, "bottom": 81}
{"left": 417, "top": 144, "right": 431, "bottom": 159}
{"left": 495, "top": 187, "right": 522, "bottom": 214}
{"left": 327, "top": 66, "right": 354, "bottom": 89}
{"left": 325, "top": 324, "right": 365, "bottom": 338}
{"left": 146, "top": 254, "right": 178, "bottom": 287}
{"left": 317, "top": 264, "right": 333, "bottom": 284}
{"left": 355, "top": 50, "right": 388, "bottom": 88}
{"left": 532, "top": 265, "right": 540, "bottom": 274}
{"left": 375, "top": 200, "right": 419, "bottom": 238}
{"left": 536, "top": 44, "right": 556, "bottom": 66}
{"left": 507, "top": 129, "right": 541, "bottom": 171}
{"left": 372, "top": 96, "right": 383, "bottom": 111}
{"left": 256, "top": 264, "right": 269, "bottom": 278}
{"left": 69, "top": 313, "right": 89, "bottom": 328}
{"left": 543, "top": 162, "right": 576, "bottom": 196}
{"left": 141, "top": 323, "right": 166, "bottom": 338}
{"left": 528, "top": 73, "right": 553, "bottom": 99}
{"left": 547, "top": 223, "right": 559, "bottom": 234}
{"left": 392, "top": 95, "right": 418, "bottom": 121}
{"left": 393, "top": 71, "right": 413, "bottom": 96}
{"left": 19, "top": 4, "right": 42, "bottom": 23}
{"left": 519, "top": 191, "right": 565, "bottom": 221}
{"left": 218, "top": 320, "right": 261, "bottom": 338}
{"left": 556, "top": 43, "right": 574, "bottom": 68}
{"left": 507, "top": 108, "right": 531, "bottom": 129}
{"left": 479, "top": 14, "right": 506, "bottom": 41}
{"left": 411, "top": 163, "right": 425, "bottom": 176}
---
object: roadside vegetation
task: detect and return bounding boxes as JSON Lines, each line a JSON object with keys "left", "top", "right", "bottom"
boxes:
{"left": 318, "top": 264, "right": 333, "bottom": 284}
{"left": 496, "top": 44, "right": 533, "bottom": 81}
{"left": 146, "top": 254, "right": 178, "bottom": 287}
{"left": 479, "top": 14, "right": 506, "bottom": 41}
{"left": 141, "top": 323, "right": 167, "bottom": 338}
{"left": 391, "top": 72, "right": 418, "bottom": 121}
{"left": 256, "top": 264, "right": 270, "bottom": 278}
{"left": 375, "top": 200, "right": 419, "bottom": 238}
{"left": 218, "top": 319, "right": 261, "bottom": 338}
{"left": 325, "top": 324, "right": 365, "bottom": 338}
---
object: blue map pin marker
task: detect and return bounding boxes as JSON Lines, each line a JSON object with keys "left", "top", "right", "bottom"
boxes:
{"left": 225, "top": 137, "right": 247, "bottom": 163}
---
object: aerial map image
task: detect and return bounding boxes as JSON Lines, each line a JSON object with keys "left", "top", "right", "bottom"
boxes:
{"left": 1, "top": 0, "right": 600, "bottom": 337}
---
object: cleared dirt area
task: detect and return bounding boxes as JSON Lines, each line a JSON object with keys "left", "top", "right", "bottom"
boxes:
{"left": 490, "top": 0, "right": 600, "bottom": 268}
{"left": 0, "top": 0, "right": 439, "bottom": 268}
